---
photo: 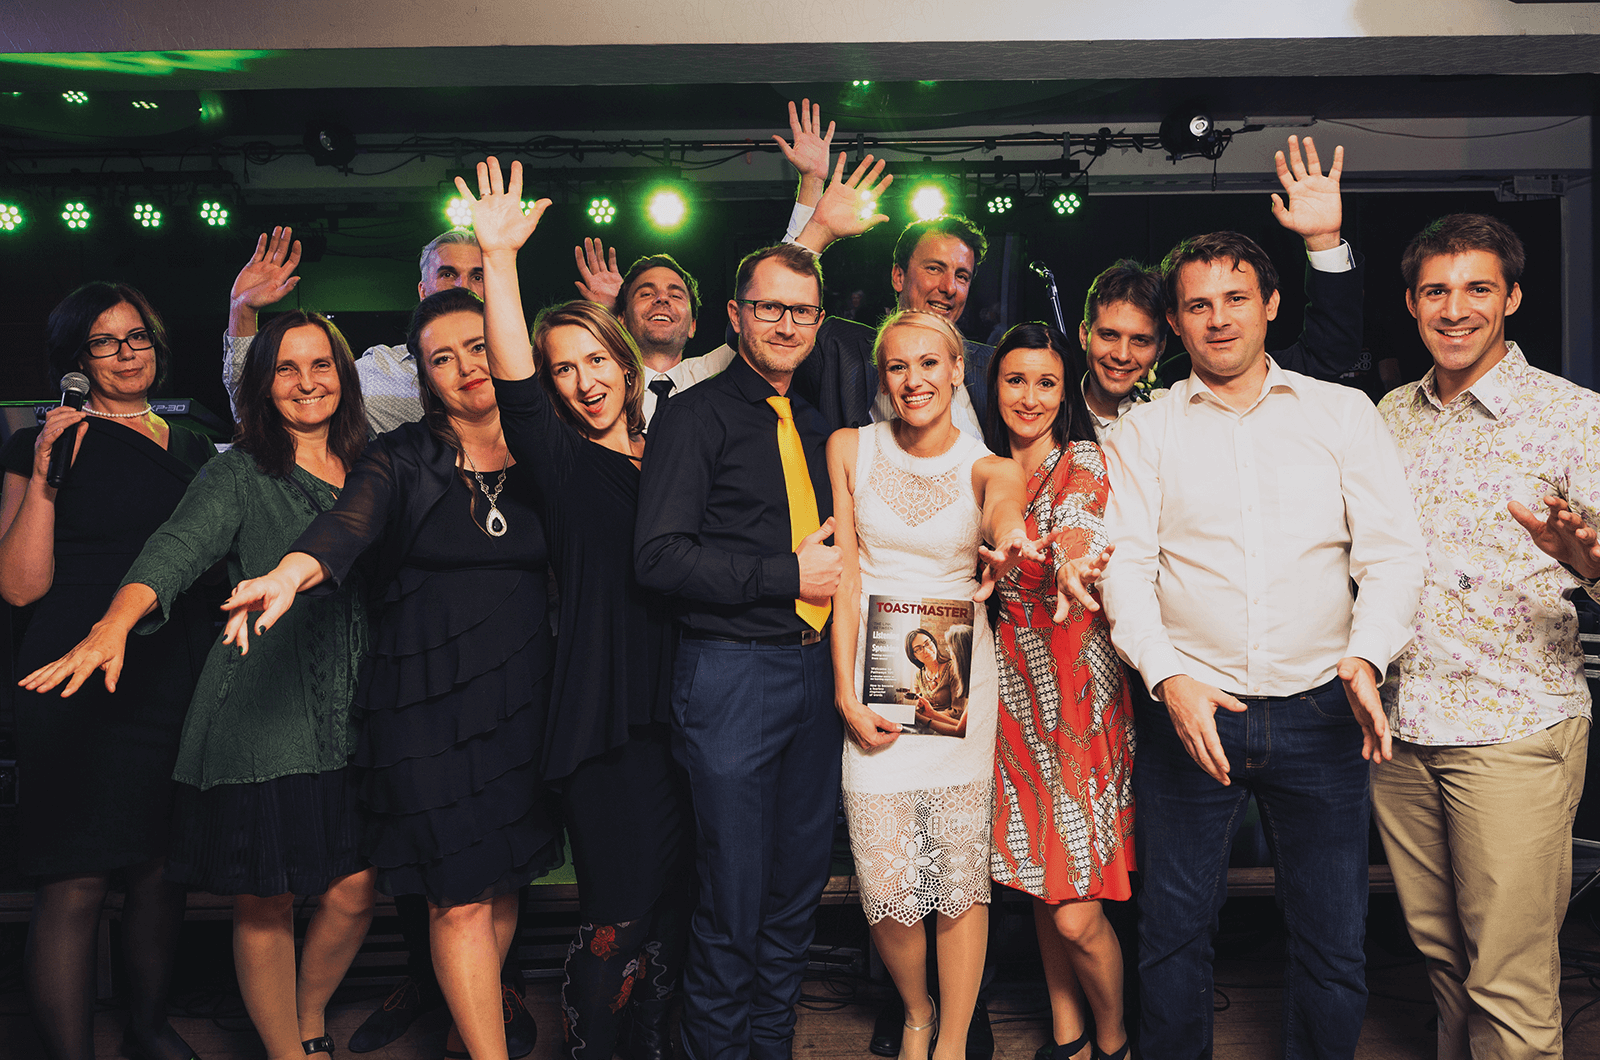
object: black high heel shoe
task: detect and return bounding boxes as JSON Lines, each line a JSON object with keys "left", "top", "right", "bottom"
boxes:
{"left": 1091, "top": 1041, "right": 1129, "bottom": 1060}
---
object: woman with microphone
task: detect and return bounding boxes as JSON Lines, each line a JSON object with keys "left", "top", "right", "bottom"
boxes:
{"left": 0, "top": 282, "right": 218, "bottom": 1060}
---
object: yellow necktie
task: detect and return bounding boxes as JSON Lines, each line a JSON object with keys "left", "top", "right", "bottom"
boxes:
{"left": 767, "top": 396, "right": 831, "bottom": 631}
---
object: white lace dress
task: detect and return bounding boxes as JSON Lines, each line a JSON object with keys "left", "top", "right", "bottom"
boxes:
{"left": 842, "top": 421, "right": 997, "bottom": 926}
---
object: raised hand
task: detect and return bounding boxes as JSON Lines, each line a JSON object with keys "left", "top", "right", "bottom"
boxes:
{"left": 974, "top": 527, "right": 1062, "bottom": 602}
{"left": 231, "top": 227, "right": 302, "bottom": 312}
{"left": 803, "top": 153, "right": 893, "bottom": 248}
{"left": 1270, "top": 134, "right": 1344, "bottom": 253}
{"left": 454, "top": 156, "right": 551, "bottom": 256}
{"left": 773, "top": 98, "right": 835, "bottom": 185}
{"left": 1510, "top": 495, "right": 1600, "bottom": 581}
{"left": 1337, "top": 656, "right": 1392, "bottom": 763}
{"left": 1054, "top": 543, "right": 1114, "bottom": 623}
{"left": 1154, "top": 674, "right": 1248, "bottom": 785}
{"left": 573, "top": 237, "right": 624, "bottom": 308}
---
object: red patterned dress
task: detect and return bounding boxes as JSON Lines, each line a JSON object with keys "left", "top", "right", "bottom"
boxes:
{"left": 991, "top": 441, "right": 1136, "bottom": 903}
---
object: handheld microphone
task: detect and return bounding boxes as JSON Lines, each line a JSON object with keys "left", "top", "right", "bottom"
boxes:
{"left": 45, "top": 372, "right": 91, "bottom": 489}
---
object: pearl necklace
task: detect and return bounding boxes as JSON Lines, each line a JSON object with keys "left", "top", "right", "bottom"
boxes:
{"left": 84, "top": 403, "right": 154, "bottom": 419}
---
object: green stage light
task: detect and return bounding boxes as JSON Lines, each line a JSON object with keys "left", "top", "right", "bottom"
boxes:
{"left": 909, "top": 184, "right": 947, "bottom": 221}
{"left": 199, "top": 200, "right": 229, "bottom": 227}
{"left": 985, "top": 194, "right": 1013, "bottom": 215}
{"left": 131, "top": 100, "right": 158, "bottom": 110}
{"left": 857, "top": 195, "right": 879, "bottom": 223}
{"left": 60, "top": 90, "right": 88, "bottom": 105}
{"left": 133, "top": 203, "right": 162, "bottom": 229}
{"left": 646, "top": 188, "right": 687, "bottom": 230}
{"left": 587, "top": 197, "right": 616, "bottom": 225}
{"left": 520, "top": 200, "right": 538, "bottom": 216}
{"left": 851, "top": 80, "right": 871, "bottom": 87}
{"left": 0, "top": 203, "right": 21, "bottom": 231}
{"left": 443, "top": 197, "right": 472, "bottom": 229}
{"left": 61, "top": 202, "right": 91, "bottom": 229}
{"left": 1052, "top": 191, "right": 1082, "bottom": 216}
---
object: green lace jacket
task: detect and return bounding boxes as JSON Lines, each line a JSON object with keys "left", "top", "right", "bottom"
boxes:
{"left": 122, "top": 447, "right": 370, "bottom": 790}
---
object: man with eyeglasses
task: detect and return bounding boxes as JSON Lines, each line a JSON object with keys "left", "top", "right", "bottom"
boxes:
{"left": 635, "top": 242, "right": 844, "bottom": 1060}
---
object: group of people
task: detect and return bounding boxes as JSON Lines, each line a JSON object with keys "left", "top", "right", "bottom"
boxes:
{"left": 0, "top": 95, "right": 1594, "bottom": 1060}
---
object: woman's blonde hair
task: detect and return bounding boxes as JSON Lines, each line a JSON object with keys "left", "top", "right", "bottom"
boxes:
{"left": 872, "top": 309, "right": 965, "bottom": 395}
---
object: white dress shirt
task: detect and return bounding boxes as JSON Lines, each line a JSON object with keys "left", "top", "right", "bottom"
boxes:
{"left": 641, "top": 345, "right": 738, "bottom": 429}
{"left": 225, "top": 333, "right": 421, "bottom": 435}
{"left": 1099, "top": 358, "right": 1426, "bottom": 697}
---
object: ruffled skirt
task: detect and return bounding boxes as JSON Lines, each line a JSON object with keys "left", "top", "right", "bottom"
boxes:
{"left": 354, "top": 566, "right": 563, "bottom": 906}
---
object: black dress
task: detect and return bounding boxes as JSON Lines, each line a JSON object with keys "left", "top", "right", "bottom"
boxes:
{"left": 0, "top": 417, "right": 217, "bottom": 877}
{"left": 290, "top": 422, "right": 562, "bottom": 906}
{"left": 494, "top": 375, "right": 687, "bottom": 923}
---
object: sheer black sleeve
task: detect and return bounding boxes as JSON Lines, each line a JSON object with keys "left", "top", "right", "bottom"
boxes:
{"left": 493, "top": 374, "right": 580, "bottom": 499}
{"left": 289, "top": 433, "right": 401, "bottom": 588}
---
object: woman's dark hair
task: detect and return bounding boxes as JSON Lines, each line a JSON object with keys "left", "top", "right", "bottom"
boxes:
{"left": 944, "top": 624, "right": 972, "bottom": 700}
{"left": 904, "top": 628, "right": 950, "bottom": 671}
{"left": 982, "top": 322, "right": 1096, "bottom": 457}
{"left": 45, "top": 281, "right": 172, "bottom": 392}
{"left": 232, "top": 311, "right": 367, "bottom": 478}
{"left": 530, "top": 299, "right": 646, "bottom": 438}
{"left": 406, "top": 287, "right": 486, "bottom": 457}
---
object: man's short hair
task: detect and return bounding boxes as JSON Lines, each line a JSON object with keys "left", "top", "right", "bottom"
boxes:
{"left": 893, "top": 215, "right": 989, "bottom": 272}
{"left": 733, "top": 243, "right": 824, "bottom": 303}
{"left": 620, "top": 253, "right": 701, "bottom": 316}
{"left": 1400, "top": 213, "right": 1526, "bottom": 292}
{"left": 1161, "top": 231, "right": 1279, "bottom": 310}
{"left": 1083, "top": 259, "right": 1167, "bottom": 342}
{"left": 418, "top": 229, "right": 480, "bottom": 278}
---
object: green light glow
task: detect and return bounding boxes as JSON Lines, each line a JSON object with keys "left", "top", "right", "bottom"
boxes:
{"left": 61, "top": 202, "right": 91, "bottom": 229}
{"left": 646, "top": 189, "right": 687, "bottom": 230}
{"left": 444, "top": 197, "right": 473, "bottom": 229}
{"left": 61, "top": 90, "right": 88, "bottom": 104}
{"left": 1052, "top": 191, "right": 1081, "bottom": 216}
{"left": 985, "top": 194, "right": 1012, "bottom": 215}
{"left": 587, "top": 197, "right": 616, "bottom": 225}
{"left": 133, "top": 203, "right": 162, "bottom": 229}
{"left": 131, "top": 100, "right": 158, "bottom": 110}
{"left": 0, "top": 51, "right": 275, "bottom": 76}
{"left": 909, "top": 185, "right": 946, "bottom": 221}
{"left": 199, "top": 200, "right": 229, "bottom": 227}
{"left": 0, "top": 204, "right": 21, "bottom": 232}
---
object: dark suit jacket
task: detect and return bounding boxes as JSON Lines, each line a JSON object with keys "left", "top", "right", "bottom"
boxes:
{"left": 1161, "top": 254, "right": 1366, "bottom": 386}
{"left": 791, "top": 315, "right": 995, "bottom": 433}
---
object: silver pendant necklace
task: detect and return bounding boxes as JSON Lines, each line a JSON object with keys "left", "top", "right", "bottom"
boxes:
{"left": 464, "top": 448, "right": 509, "bottom": 537}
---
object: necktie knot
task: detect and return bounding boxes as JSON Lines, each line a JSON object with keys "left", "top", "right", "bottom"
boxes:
{"left": 649, "top": 377, "right": 676, "bottom": 403}
{"left": 766, "top": 395, "right": 793, "bottom": 422}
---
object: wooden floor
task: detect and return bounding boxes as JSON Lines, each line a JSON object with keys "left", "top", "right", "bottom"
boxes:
{"left": 2, "top": 915, "right": 1599, "bottom": 1059}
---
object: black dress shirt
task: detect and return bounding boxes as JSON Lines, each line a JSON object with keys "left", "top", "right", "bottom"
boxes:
{"left": 635, "top": 353, "right": 834, "bottom": 639}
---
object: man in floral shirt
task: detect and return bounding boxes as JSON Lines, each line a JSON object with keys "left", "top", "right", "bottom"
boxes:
{"left": 1374, "top": 212, "right": 1600, "bottom": 1060}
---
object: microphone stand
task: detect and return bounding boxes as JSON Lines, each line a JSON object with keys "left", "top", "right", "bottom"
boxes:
{"left": 1029, "top": 261, "right": 1067, "bottom": 335}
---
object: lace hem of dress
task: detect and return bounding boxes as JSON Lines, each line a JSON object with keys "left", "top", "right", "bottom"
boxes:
{"left": 844, "top": 777, "right": 993, "bottom": 926}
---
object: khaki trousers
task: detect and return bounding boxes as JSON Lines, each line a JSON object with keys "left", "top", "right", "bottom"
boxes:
{"left": 1371, "top": 717, "right": 1590, "bottom": 1060}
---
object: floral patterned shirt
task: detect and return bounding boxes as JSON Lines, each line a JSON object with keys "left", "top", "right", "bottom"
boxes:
{"left": 1377, "top": 342, "right": 1600, "bottom": 746}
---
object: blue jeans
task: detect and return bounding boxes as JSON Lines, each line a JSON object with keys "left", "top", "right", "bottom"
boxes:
{"left": 671, "top": 636, "right": 842, "bottom": 1060}
{"left": 1133, "top": 679, "right": 1371, "bottom": 1060}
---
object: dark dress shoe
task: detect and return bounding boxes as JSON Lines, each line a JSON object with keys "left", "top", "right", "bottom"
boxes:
{"left": 348, "top": 977, "right": 442, "bottom": 1053}
{"left": 966, "top": 998, "right": 993, "bottom": 1060}
{"left": 503, "top": 981, "right": 538, "bottom": 1059}
{"left": 869, "top": 996, "right": 905, "bottom": 1057}
{"left": 625, "top": 997, "right": 676, "bottom": 1060}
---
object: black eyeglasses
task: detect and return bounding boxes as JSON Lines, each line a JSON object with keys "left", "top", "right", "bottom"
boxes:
{"left": 83, "top": 330, "right": 154, "bottom": 358}
{"left": 736, "top": 299, "right": 824, "bottom": 327}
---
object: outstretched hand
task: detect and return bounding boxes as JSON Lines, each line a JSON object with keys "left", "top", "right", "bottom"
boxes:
{"left": 796, "top": 154, "right": 894, "bottom": 254}
{"left": 220, "top": 571, "right": 301, "bottom": 657}
{"left": 974, "top": 527, "right": 1063, "bottom": 602}
{"left": 1510, "top": 495, "right": 1600, "bottom": 581}
{"left": 1054, "top": 543, "right": 1114, "bottom": 623}
{"left": 1270, "top": 135, "right": 1344, "bottom": 253}
{"left": 774, "top": 98, "right": 835, "bottom": 184}
{"left": 574, "top": 237, "right": 623, "bottom": 307}
{"left": 19, "top": 622, "right": 130, "bottom": 697}
{"left": 232, "top": 226, "right": 302, "bottom": 310}
{"left": 454, "top": 157, "right": 551, "bottom": 256}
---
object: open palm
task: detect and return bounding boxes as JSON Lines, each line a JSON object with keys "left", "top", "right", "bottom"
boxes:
{"left": 454, "top": 156, "right": 550, "bottom": 255}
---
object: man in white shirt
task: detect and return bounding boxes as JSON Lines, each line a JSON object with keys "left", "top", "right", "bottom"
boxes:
{"left": 573, "top": 244, "right": 733, "bottom": 428}
{"left": 1098, "top": 214, "right": 1427, "bottom": 1057}
{"left": 224, "top": 226, "right": 485, "bottom": 434}
{"left": 1373, "top": 213, "right": 1600, "bottom": 1060}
